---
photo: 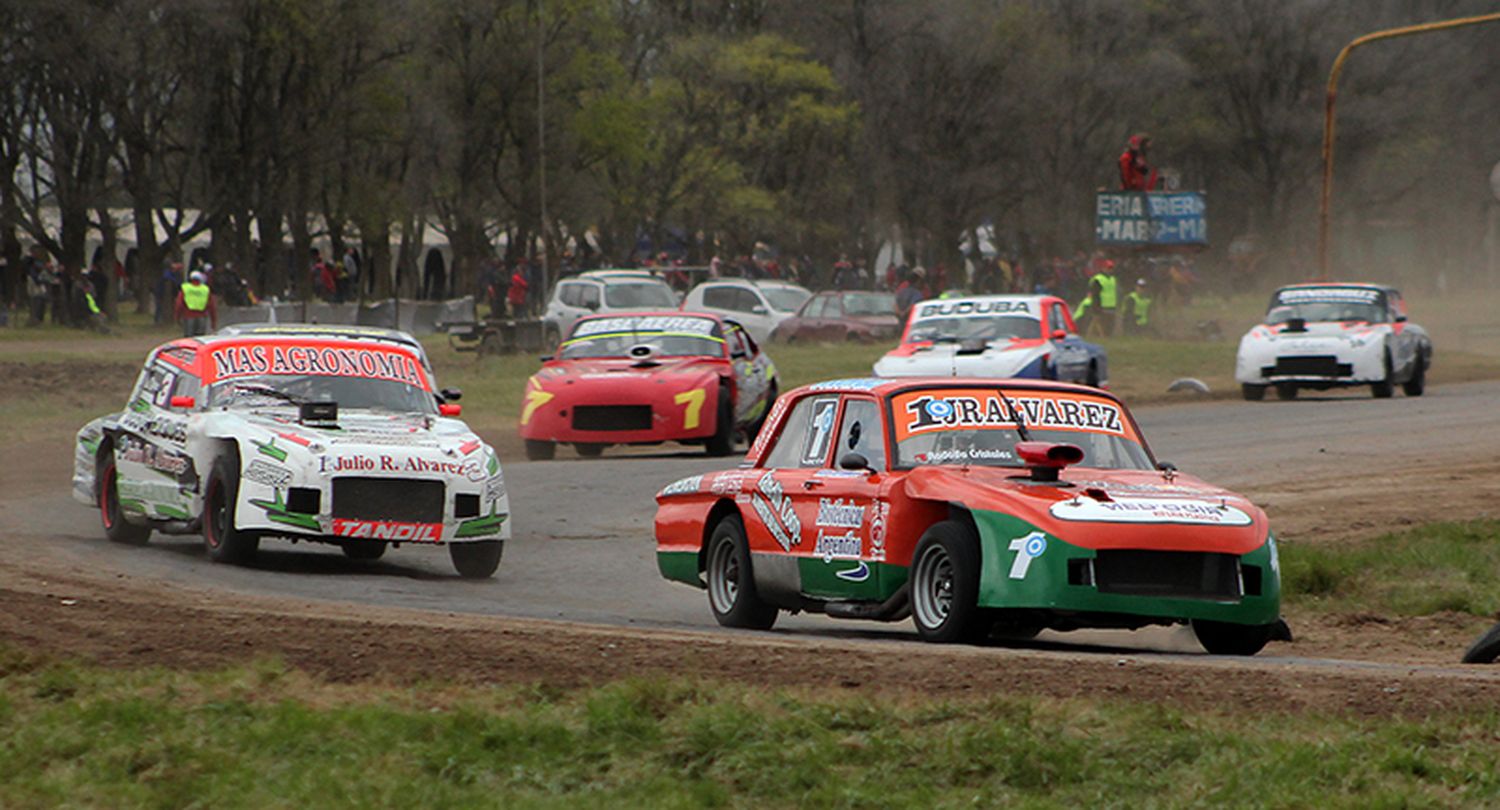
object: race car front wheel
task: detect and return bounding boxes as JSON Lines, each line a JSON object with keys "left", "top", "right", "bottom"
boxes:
{"left": 1461, "top": 621, "right": 1500, "bottom": 664}
{"left": 706, "top": 514, "right": 777, "bottom": 630}
{"left": 911, "top": 520, "right": 985, "bottom": 644}
{"left": 203, "top": 454, "right": 260, "bottom": 564}
{"left": 1191, "top": 619, "right": 1274, "bottom": 656}
{"left": 1241, "top": 384, "right": 1266, "bottom": 402}
{"left": 705, "top": 384, "right": 736, "bottom": 457}
{"left": 524, "top": 439, "right": 556, "bottom": 461}
{"left": 1371, "top": 351, "right": 1395, "bottom": 399}
{"left": 450, "top": 540, "right": 503, "bottom": 578}
{"left": 1402, "top": 357, "right": 1426, "bottom": 397}
{"left": 98, "top": 454, "right": 150, "bottom": 546}
{"left": 341, "top": 541, "right": 387, "bottom": 561}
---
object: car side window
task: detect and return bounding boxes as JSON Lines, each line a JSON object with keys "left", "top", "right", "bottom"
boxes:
{"left": 173, "top": 373, "right": 202, "bottom": 406}
{"left": 579, "top": 284, "right": 601, "bottom": 309}
{"left": 557, "top": 283, "right": 579, "bottom": 307}
{"left": 1050, "top": 303, "right": 1071, "bottom": 335}
{"left": 736, "top": 288, "right": 764, "bottom": 313}
{"left": 823, "top": 295, "right": 843, "bottom": 317}
{"left": 702, "top": 286, "right": 738, "bottom": 310}
{"left": 802, "top": 296, "right": 826, "bottom": 318}
{"left": 725, "top": 325, "right": 750, "bottom": 358}
{"left": 836, "top": 398, "right": 886, "bottom": 470}
{"left": 763, "top": 395, "right": 841, "bottom": 469}
{"left": 134, "top": 362, "right": 178, "bottom": 410}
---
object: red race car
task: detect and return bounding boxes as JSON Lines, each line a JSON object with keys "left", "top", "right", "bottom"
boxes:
{"left": 655, "top": 377, "right": 1285, "bottom": 654}
{"left": 519, "top": 312, "right": 779, "bottom": 460}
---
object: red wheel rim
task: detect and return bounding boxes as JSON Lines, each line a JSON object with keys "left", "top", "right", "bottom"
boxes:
{"left": 100, "top": 465, "right": 115, "bottom": 529}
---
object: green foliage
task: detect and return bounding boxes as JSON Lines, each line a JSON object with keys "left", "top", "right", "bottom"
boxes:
{"left": 2, "top": 662, "right": 1500, "bottom": 807}
{"left": 1281, "top": 520, "right": 1500, "bottom": 617}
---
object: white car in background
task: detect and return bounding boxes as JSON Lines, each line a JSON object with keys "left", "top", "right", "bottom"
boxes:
{"left": 680, "top": 278, "right": 812, "bottom": 344}
{"left": 542, "top": 270, "right": 679, "bottom": 347}
{"left": 1235, "top": 282, "right": 1432, "bottom": 400}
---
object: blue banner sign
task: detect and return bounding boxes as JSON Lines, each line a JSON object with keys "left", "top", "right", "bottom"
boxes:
{"left": 1095, "top": 191, "right": 1207, "bottom": 246}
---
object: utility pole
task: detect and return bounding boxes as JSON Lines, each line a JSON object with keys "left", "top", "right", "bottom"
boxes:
{"left": 1318, "top": 11, "right": 1500, "bottom": 278}
{"left": 536, "top": 0, "right": 549, "bottom": 304}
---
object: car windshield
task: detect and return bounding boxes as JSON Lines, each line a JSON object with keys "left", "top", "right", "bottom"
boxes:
{"left": 604, "top": 282, "right": 677, "bottom": 308}
{"left": 560, "top": 314, "right": 724, "bottom": 359}
{"left": 762, "top": 287, "right": 811, "bottom": 313}
{"left": 888, "top": 387, "right": 1152, "bottom": 470}
{"left": 843, "top": 292, "right": 895, "bottom": 316}
{"left": 1266, "top": 302, "right": 1385, "bottom": 324}
{"left": 907, "top": 314, "right": 1041, "bottom": 343}
{"left": 206, "top": 375, "right": 437, "bottom": 414}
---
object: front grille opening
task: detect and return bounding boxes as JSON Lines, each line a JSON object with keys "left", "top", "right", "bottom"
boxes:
{"left": 1241, "top": 564, "right": 1263, "bottom": 597}
{"left": 454, "top": 493, "right": 480, "bottom": 518}
{"left": 1067, "top": 558, "right": 1094, "bottom": 586}
{"left": 332, "top": 477, "right": 444, "bottom": 522}
{"left": 1093, "top": 550, "right": 1241, "bottom": 601}
{"left": 287, "top": 487, "right": 321, "bottom": 514}
{"left": 572, "top": 405, "right": 652, "bottom": 432}
{"left": 1264, "top": 355, "right": 1352, "bottom": 377}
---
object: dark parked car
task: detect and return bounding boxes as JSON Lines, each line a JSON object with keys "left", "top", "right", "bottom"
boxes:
{"left": 770, "top": 291, "right": 900, "bottom": 343}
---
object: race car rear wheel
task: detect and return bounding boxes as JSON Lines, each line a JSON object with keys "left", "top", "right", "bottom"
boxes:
{"left": 98, "top": 453, "right": 150, "bottom": 546}
{"left": 706, "top": 514, "right": 777, "bottom": 630}
{"left": 524, "top": 439, "right": 556, "bottom": 461}
{"left": 1274, "top": 383, "right": 1298, "bottom": 400}
{"left": 1240, "top": 384, "right": 1266, "bottom": 401}
{"left": 450, "top": 540, "right": 504, "bottom": 578}
{"left": 1402, "top": 357, "right": 1426, "bottom": 397}
{"left": 340, "top": 541, "right": 387, "bottom": 561}
{"left": 1371, "top": 351, "right": 1395, "bottom": 399}
{"left": 705, "top": 384, "right": 736, "bottom": 457}
{"left": 575, "top": 443, "right": 605, "bottom": 458}
{"left": 1460, "top": 621, "right": 1500, "bottom": 664}
{"left": 911, "top": 521, "right": 985, "bottom": 644}
{"left": 1191, "top": 619, "right": 1274, "bottom": 656}
{"left": 203, "top": 454, "right": 260, "bottom": 564}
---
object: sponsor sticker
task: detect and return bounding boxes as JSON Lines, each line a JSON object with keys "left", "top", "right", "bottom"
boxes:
{"left": 814, "top": 529, "right": 861, "bottom": 562}
{"left": 209, "top": 343, "right": 428, "bottom": 388}
{"left": 1049, "top": 497, "right": 1253, "bottom": 526}
{"left": 571, "top": 315, "right": 717, "bottom": 338}
{"left": 331, "top": 518, "right": 443, "bottom": 543}
{"left": 807, "top": 378, "right": 885, "bottom": 391}
{"left": 750, "top": 472, "right": 802, "bottom": 551}
{"left": 891, "top": 388, "right": 1133, "bottom": 443}
{"left": 659, "top": 475, "right": 703, "bottom": 497}
{"left": 1007, "top": 532, "right": 1048, "bottom": 579}
{"left": 867, "top": 501, "right": 889, "bottom": 562}
{"left": 1275, "top": 287, "right": 1381, "bottom": 305}
{"left": 319, "top": 454, "right": 484, "bottom": 480}
{"left": 243, "top": 459, "right": 292, "bottom": 488}
{"left": 816, "top": 498, "right": 865, "bottom": 529}
{"left": 912, "top": 298, "right": 1037, "bottom": 320}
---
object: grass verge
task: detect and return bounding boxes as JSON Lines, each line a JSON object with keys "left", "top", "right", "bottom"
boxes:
{"left": 2, "top": 654, "right": 1499, "bottom": 808}
{"left": 1281, "top": 519, "right": 1500, "bottom": 618}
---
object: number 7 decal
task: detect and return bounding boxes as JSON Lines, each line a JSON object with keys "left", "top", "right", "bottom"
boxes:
{"left": 675, "top": 388, "right": 707, "bottom": 430}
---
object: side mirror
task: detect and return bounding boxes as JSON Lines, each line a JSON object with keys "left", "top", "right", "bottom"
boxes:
{"left": 170, "top": 395, "right": 195, "bottom": 409}
{"left": 1395, "top": 314, "right": 1407, "bottom": 323}
{"left": 539, "top": 354, "right": 554, "bottom": 362}
{"left": 440, "top": 387, "right": 463, "bottom": 402}
{"left": 751, "top": 305, "right": 768, "bottom": 315}
{"left": 439, "top": 403, "right": 462, "bottom": 417}
{"left": 1156, "top": 461, "right": 1177, "bottom": 472}
{"left": 838, "top": 452, "right": 873, "bottom": 472}
{"left": 1051, "top": 329, "right": 1068, "bottom": 340}
{"left": 583, "top": 299, "right": 600, "bottom": 310}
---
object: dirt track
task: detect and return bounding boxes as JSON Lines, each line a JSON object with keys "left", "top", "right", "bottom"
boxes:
{"left": 4, "top": 366, "right": 1500, "bottom": 713}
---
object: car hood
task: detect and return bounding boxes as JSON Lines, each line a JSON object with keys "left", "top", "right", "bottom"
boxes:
{"left": 874, "top": 339, "right": 1049, "bottom": 377}
{"left": 215, "top": 408, "right": 491, "bottom": 470}
{"left": 901, "top": 465, "right": 1267, "bottom": 554}
{"left": 531, "top": 356, "right": 724, "bottom": 390}
{"left": 1242, "top": 320, "right": 1386, "bottom": 346}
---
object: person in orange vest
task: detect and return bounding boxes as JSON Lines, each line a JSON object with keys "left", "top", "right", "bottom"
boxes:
{"left": 175, "top": 271, "right": 217, "bottom": 336}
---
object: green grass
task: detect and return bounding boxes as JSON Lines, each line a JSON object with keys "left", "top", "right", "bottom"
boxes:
{"left": 2, "top": 655, "right": 1499, "bottom": 808}
{"left": 1281, "top": 520, "right": 1500, "bottom": 617}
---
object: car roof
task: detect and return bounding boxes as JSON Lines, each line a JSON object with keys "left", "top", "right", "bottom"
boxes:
{"left": 1275, "top": 282, "right": 1394, "bottom": 293}
{"left": 573, "top": 310, "right": 724, "bottom": 325}
{"left": 691, "top": 278, "right": 809, "bottom": 292}
{"left": 784, "top": 376, "right": 1120, "bottom": 400}
{"left": 575, "top": 269, "right": 671, "bottom": 283}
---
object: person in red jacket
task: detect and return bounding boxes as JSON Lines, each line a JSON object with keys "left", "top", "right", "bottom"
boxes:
{"left": 507, "top": 263, "right": 530, "bottom": 317}
{"left": 1119, "top": 133, "right": 1160, "bottom": 191}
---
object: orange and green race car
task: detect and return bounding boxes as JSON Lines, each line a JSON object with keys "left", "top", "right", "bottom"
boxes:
{"left": 655, "top": 377, "right": 1286, "bottom": 655}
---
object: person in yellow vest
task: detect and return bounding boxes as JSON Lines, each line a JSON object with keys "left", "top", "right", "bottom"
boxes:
{"left": 174, "top": 271, "right": 217, "bottom": 337}
{"left": 1123, "top": 277, "right": 1152, "bottom": 335}
{"left": 1072, "top": 259, "right": 1118, "bottom": 335}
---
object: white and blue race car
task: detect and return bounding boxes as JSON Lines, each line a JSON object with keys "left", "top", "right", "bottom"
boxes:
{"left": 73, "top": 324, "right": 511, "bottom": 577}
{"left": 1235, "top": 283, "right": 1432, "bottom": 400}
{"left": 873, "top": 295, "right": 1108, "bottom": 387}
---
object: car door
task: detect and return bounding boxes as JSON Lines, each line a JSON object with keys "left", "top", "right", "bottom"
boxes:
{"left": 816, "top": 294, "right": 844, "bottom": 341}
{"left": 743, "top": 393, "right": 841, "bottom": 569}
{"left": 114, "top": 358, "right": 197, "bottom": 519}
{"left": 724, "top": 322, "right": 770, "bottom": 423}
{"left": 1385, "top": 290, "right": 1416, "bottom": 375}
{"left": 786, "top": 295, "right": 822, "bottom": 341}
{"left": 1046, "top": 301, "right": 1088, "bottom": 382}
{"left": 793, "top": 396, "right": 888, "bottom": 600}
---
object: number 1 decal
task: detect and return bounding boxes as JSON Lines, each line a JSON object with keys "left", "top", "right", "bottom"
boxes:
{"left": 1008, "top": 532, "right": 1048, "bottom": 579}
{"left": 675, "top": 388, "right": 707, "bottom": 430}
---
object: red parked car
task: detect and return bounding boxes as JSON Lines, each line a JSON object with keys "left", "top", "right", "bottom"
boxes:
{"left": 770, "top": 290, "right": 900, "bottom": 343}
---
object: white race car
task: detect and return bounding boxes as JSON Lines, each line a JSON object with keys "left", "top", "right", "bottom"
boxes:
{"left": 73, "top": 324, "right": 511, "bottom": 577}
{"left": 1235, "top": 283, "right": 1432, "bottom": 401}
{"left": 873, "top": 295, "right": 1109, "bottom": 386}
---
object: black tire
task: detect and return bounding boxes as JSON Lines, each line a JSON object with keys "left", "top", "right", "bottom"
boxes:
{"left": 524, "top": 439, "right": 556, "bottom": 461}
{"left": 1460, "top": 622, "right": 1500, "bottom": 664}
{"left": 910, "top": 520, "right": 986, "bottom": 643}
{"left": 575, "top": 443, "right": 604, "bottom": 458}
{"left": 450, "top": 540, "right": 504, "bottom": 578}
{"left": 1085, "top": 361, "right": 1100, "bottom": 388}
{"left": 1241, "top": 384, "right": 1266, "bottom": 402}
{"left": 98, "top": 453, "right": 150, "bottom": 545}
{"left": 340, "top": 541, "right": 387, "bottom": 561}
{"left": 705, "top": 384, "right": 735, "bottom": 457}
{"left": 1274, "top": 383, "right": 1298, "bottom": 400}
{"left": 1402, "top": 356, "right": 1426, "bottom": 397}
{"left": 203, "top": 454, "right": 259, "bottom": 564}
{"left": 1192, "top": 619, "right": 1275, "bottom": 656}
{"left": 1371, "top": 351, "right": 1394, "bottom": 399}
{"left": 705, "top": 514, "right": 778, "bottom": 630}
